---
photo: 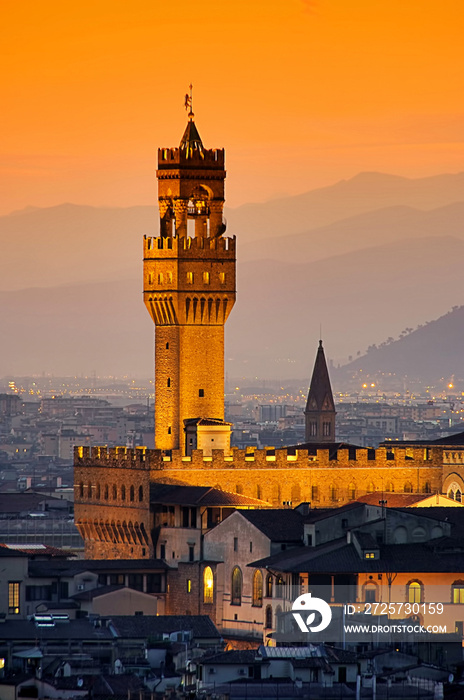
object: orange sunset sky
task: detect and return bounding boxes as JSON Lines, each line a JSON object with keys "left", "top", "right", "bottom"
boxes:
{"left": 2, "top": 0, "right": 464, "bottom": 216}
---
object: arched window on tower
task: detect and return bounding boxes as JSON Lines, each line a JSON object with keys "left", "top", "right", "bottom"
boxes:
{"left": 104, "top": 484, "right": 109, "bottom": 500}
{"left": 121, "top": 485, "right": 126, "bottom": 501}
{"left": 112, "top": 485, "right": 117, "bottom": 500}
{"left": 79, "top": 482, "right": 84, "bottom": 498}
{"left": 252, "top": 570, "right": 263, "bottom": 607}
{"left": 130, "top": 485, "right": 135, "bottom": 502}
{"left": 139, "top": 485, "right": 143, "bottom": 502}
{"left": 231, "top": 567, "right": 242, "bottom": 605}
{"left": 203, "top": 566, "right": 214, "bottom": 604}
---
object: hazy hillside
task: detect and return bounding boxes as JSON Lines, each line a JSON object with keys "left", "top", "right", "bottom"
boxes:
{"left": 0, "top": 204, "right": 156, "bottom": 291}
{"left": 226, "top": 171, "right": 464, "bottom": 242}
{"left": 333, "top": 306, "right": 464, "bottom": 386}
{"left": 2, "top": 236, "right": 464, "bottom": 378}
{"left": 2, "top": 171, "right": 464, "bottom": 291}
{"left": 240, "top": 201, "right": 464, "bottom": 264}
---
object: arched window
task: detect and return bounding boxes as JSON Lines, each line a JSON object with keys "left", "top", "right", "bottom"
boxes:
{"left": 130, "top": 485, "right": 135, "bottom": 502}
{"left": 265, "top": 605, "right": 273, "bottom": 629}
{"left": 386, "top": 482, "right": 394, "bottom": 493}
{"left": 87, "top": 482, "right": 92, "bottom": 498}
{"left": 404, "top": 482, "right": 413, "bottom": 493}
{"left": 231, "top": 567, "right": 242, "bottom": 605}
{"left": 266, "top": 574, "right": 273, "bottom": 598}
{"left": 408, "top": 581, "right": 423, "bottom": 603}
{"left": 252, "top": 570, "right": 263, "bottom": 607}
{"left": 79, "top": 482, "right": 84, "bottom": 498}
{"left": 139, "top": 485, "right": 143, "bottom": 502}
{"left": 121, "top": 485, "right": 126, "bottom": 501}
{"left": 452, "top": 580, "right": 464, "bottom": 604}
{"left": 203, "top": 566, "right": 214, "bottom": 604}
{"left": 275, "top": 575, "right": 285, "bottom": 599}
{"left": 112, "top": 484, "right": 117, "bottom": 500}
{"left": 364, "top": 583, "right": 377, "bottom": 603}
{"left": 424, "top": 482, "right": 431, "bottom": 494}
{"left": 96, "top": 483, "right": 101, "bottom": 499}
{"left": 330, "top": 485, "right": 337, "bottom": 501}
{"left": 367, "top": 482, "right": 375, "bottom": 493}
{"left": 348, "top": 482, "right": 356, "bottom": 500}
{"left": 104, "top": 484, "right": 109, "bottom": 500}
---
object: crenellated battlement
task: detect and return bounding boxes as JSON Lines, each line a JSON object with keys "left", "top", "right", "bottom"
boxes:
{"left": 157, "top": 147, "right": 225, "bottom": 169}
{"left": 75, "top": 443, "right": 439, "bottom": 471}
{"left": 143, "top": 233, "right": 236, "bottom": 258}
{"left": 74, "top": 445, "right": 154, "bottom": 470}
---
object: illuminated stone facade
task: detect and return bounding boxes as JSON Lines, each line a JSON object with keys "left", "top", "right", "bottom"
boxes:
{"left": 74, "top": 116, "right": 463, "bottom": 562}
{"left": 143, "top": 117, "right": 235, "bottom": 454}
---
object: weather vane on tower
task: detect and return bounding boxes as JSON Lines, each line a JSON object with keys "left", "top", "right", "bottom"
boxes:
{"left": 184, "top": 84, "right": 194, "bottom": 120}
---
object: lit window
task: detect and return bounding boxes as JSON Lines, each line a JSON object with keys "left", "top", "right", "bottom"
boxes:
{"left": 187, "top": 579, "right": 192, "bottom": 594}
{"left": 203, "top": 272, "right": 210, "bottom": 284}
{"left": 231, "top": 567, "right": 242, "bottom": 605}
{"left": 203, "top": 566, "right": 214, "bottom": 604}
{"left": 453, "top": 583, "right": 464, "bottom": 604}
{"left": 167, "top": 272, "right": 173, "bottom": 283}
{"left": 158, "top": 273, "right": 164, "bottom": 284}
{"left": 408, "top": 581, "right": 422, "bottom": 603}
{"left": 8, "top": 582, "right": 20, "bottom": 615}
{"left": 365, "top": 552, "right": 375, "bottom": 559}
{"left": 252, "top": 570, "right": 263, "bottom": 607}
{"left": 219, "top": 272, "right": 226, "bottom": 284}
{"left": 186, "top": 272, "right": 193, "bottom": 284}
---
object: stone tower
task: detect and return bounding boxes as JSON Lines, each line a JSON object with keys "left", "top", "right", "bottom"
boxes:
{"left": 304, "top": 340, "right": 336, "bottom": 442}
{"left": 143, "top": 112, "right": 236, "bottom": 454}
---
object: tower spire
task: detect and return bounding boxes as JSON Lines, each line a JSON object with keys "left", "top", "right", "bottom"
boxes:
{"left": 304, "top": 339, "right": 336, "bottom": 443}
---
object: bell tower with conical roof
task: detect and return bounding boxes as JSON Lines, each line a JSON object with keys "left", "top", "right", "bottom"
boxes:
{"left": 304, "top": 340, "right": 336, "bottom": 443}
{"left": 143, "top": 99, "right": 236, "bottom": 454}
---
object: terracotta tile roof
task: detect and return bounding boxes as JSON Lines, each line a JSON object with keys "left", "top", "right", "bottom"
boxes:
{"left": 356, "top": 493, "right": 429, "bottom": 507}
{"left": 239, "top": 510, "right": 304, "bottom": 542}
{"left": 253, "top": 539, "right": 464, "bottom": 575}
{"left": 108, "top": 615, "right": 220, "bottom": 639}
{"left": 0, "top": 544, "right": 75, "bottom": 558}
{"left": 150, "top": 483, "right": 269, "bottom": 507}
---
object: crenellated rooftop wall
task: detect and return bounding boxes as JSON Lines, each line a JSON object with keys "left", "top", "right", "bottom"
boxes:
{"left": 144, "top": 234, "right": 235, "bottom": 259}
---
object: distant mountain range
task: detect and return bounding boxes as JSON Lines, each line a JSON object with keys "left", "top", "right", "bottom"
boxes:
{"left": 1, "top": 171, "right": 463, "bottom": 380}
{"left": 333, "top": 305, "right": 464, "bottom": 390}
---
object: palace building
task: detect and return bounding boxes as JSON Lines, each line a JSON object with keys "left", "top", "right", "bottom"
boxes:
{"left": 74, "top": 110, "right": 464, "bottom": 561}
